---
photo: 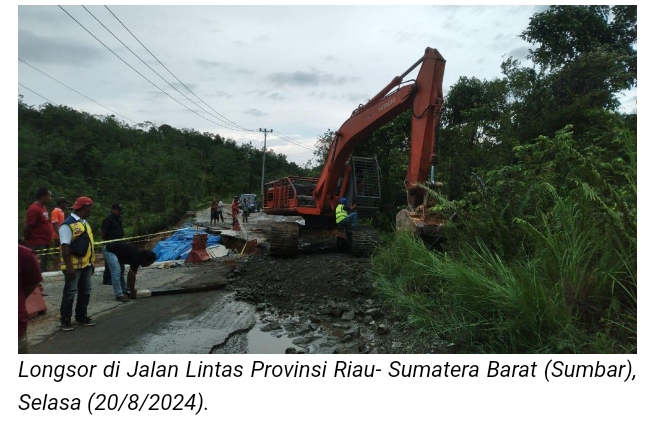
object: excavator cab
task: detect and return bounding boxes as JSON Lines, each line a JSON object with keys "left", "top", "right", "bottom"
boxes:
{"left": 337, "top": 156, "right": 382, "bottom": 218}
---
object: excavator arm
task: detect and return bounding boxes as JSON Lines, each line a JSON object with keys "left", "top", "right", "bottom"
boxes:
{"left": 313, "top": 47, "right": 446, "bottom": 213}
{"left": 262, "top": 47, "right": 447, "bottom": 256}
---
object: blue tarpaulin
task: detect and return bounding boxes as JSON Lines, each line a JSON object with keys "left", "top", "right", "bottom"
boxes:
{"left": 152, "top": 227, "right": 222, "bottom": 261}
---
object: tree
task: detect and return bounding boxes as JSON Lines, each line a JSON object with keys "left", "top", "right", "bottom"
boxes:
{"left": 311, "top": 129, "right": 335, "bottom": 169}
{"left": 17, "top": 101, "right": 312, "bottom": 238}
{"left": 439, "top": 76, "right": 510, "bottom": 198}
{"left": 522, "top": 5, "right": 636, "bottom": 88}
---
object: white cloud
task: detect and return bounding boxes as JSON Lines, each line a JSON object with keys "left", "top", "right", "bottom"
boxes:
{"left": 15, "top": 4, "right": 636, "bottom": 167}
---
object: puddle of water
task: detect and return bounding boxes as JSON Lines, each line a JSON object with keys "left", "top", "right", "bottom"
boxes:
{"left": 246, "top": 322, "right": 299, "bottom": 354}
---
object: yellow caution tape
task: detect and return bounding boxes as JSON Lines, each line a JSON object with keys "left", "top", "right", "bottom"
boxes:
{"left": 27, "top": 229, "right": 181, "bottom": 257}
{"left": 238, "top": 219, "right": 248, "bottom": 256}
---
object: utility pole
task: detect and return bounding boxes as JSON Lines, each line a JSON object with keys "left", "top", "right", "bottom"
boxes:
{"left": 259, "top": 128, "right": 272, "bottom": 196}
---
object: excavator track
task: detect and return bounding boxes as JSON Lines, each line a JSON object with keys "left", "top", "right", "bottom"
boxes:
{"left": 268, "top": 222, "right": 299, "bottom": 256}
{"left": 349, "top": 226, "right": 381, "bottom": 257}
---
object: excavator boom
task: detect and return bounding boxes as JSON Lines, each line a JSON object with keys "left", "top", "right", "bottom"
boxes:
{"left": 314, "top": 47, "right": 446, "bottom": 212}
{"left": 263, "top": 47, "right": 447, "bottom": 254}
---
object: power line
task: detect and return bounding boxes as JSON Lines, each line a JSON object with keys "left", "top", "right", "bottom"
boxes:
{"left": 83, "top": 5, "right": 246, "bottom": 132}
{"left": 58, "top": 5, "right": 238, "bottom": 131}
{"left": 273, "top": 130, "right": 318, "bottom": 149}
{"left": 271, "top": 131, "right": 318, "bottom": 152}
{"left": 104, "top": 5, "right": 253, "bottom": 132}
{"left": 19, "top": 58, "right": 137, "bottom": 124}
{"left": 18, "top": 82, "right": 57, "bottom": 106}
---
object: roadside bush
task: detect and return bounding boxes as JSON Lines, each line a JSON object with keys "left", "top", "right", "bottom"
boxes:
{"left": 371, "top": 126, "right": 636, "bottom": 353}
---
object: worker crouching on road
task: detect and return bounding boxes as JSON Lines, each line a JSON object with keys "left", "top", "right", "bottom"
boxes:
{"left": 335, "top": 197, "right": 358, "bottom": 229}
{"left": 102, "top": 241, "right": 157, "bottom": 302}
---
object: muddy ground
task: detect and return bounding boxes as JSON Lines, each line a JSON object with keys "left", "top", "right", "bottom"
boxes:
{"left": 195, "top": 209, "right": 452, "bottom": 354}
{"left": 227, "top": 251, "right": 453, "bottom": 354}
{"left": 30, "top": 209, "right": 451, "bottom": 354}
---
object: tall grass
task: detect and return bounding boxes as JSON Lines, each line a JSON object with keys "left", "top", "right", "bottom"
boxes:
{"left": 374, "top": 218, "right": 634, "bottom": 353}
{"left": 372, "top": 127, "right": 636, "bottom": 353}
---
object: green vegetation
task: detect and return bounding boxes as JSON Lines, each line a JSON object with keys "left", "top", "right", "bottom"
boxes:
{"left": 372, "top": 130, "right": 636, "bottom": 353}
{"left": 368, "top": 6, "right": 636, "bottom": 353}
{"left": 18, "top": 6, "right": 636, "bottom": 353}
{"left": 18, "top": 102, "right": 309, "bottom": 238}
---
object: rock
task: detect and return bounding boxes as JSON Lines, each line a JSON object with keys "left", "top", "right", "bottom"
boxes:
{"left": 377, "top": 324, "right": 390, "bottom": 335}
{"left": 295, "top": 325, "right": 312, "bottom": 335}
{"left": 281, "top": 317, "right": 300, "bottom": 328}
{"left": 292, "top": 337, "right": 312, "bottom": 345}
{"left": 285, "top": 347, "right": 298, "bottom": 354}
{"left": 341, "top": 310, "right": 355, "bottom": 320}
{"left": 365, "top": 308, "right": 383, "bottom": 319}
{"left": 344, "top": 327, "right": 359, "bottom": 338}
{"left": 330, "top": 307, "right": 344, "bottom": 318}
{"left": 260, "top": 321, "right": 282, "bottom": 332}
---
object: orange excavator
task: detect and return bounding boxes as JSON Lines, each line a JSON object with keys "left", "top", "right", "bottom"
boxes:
{"left": 263, "top": 47, "right": 446, "bottom": 256}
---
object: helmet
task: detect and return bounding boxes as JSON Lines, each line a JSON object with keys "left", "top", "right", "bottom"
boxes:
{"left": 339, "top": 197, "right": 347, "bottom": 204}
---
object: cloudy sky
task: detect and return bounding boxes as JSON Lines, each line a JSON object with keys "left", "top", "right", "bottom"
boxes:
{"left": 15, "top": 4, "right": 638, "bottom": 167}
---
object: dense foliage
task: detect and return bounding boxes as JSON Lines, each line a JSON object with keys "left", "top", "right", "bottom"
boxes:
{"left": 18, "top": 6, "right": 636, "bottom": 353}
{"left": 18, "top": 102, "right": 308, "bottom": 237}
{"left": 363, "top": 6, "right": 636, "bottom": 353}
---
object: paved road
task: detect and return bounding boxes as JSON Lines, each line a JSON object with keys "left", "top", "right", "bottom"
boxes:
{"left": 27, "top": 256, "right": 252, "bottom": 354}
{"left": 25, "top": 207, "right": 305, "bottom": 354}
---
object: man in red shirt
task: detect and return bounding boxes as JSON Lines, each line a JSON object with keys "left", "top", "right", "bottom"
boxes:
{"left": 22, "top": 187, "right": 53, "bottom": 272}
{"left": 231, "top": 196, "right": 240, "bottom": 227}
{"left": 19, "top": 245, "right": 43, "bottom": 353}
{"left": 210, "top": 198, "right": 219, "bottom": 225}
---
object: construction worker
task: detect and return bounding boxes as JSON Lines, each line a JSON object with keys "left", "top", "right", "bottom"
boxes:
{"left": 242, "top": 198, "right": 249, "bottom": 223}
{"left": 335, "top": 197, "right": 358, "bottom": 229}
{"left": 102, "top": 241, "right": 157, "bottom": 302}
{"left": 231, "top": 196, "right": 240, "bottom": 227}
{"left": 216, "top": 199, "right": 225, "bottom": 222}
{"left": 18, "top": 244, "right": 43, "bottom": 353}
{"left": 101, "top": 203, "right": 124, "bottom": 285}
{"left": 50, "top": 197, "right": 68, "bottom": 271}
{"left": 21, "top": 187, "right": 53, "bottom": 272}
{"left": 58, "top": 196, "right": 96, "bottom": 330}
{"left": 210, "top": 198, "right": 219, "bottom": 225}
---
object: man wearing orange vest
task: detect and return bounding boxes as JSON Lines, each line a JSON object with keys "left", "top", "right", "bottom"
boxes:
{"left": 50, "top": 197, "right": 68, "bottom": 271}
{"left": 58, "top": 196, "right": 96, "bottom": 331}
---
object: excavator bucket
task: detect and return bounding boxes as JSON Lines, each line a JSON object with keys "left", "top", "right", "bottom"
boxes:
{"left": 396, "top": 208, "right": 448, "bottom": 247}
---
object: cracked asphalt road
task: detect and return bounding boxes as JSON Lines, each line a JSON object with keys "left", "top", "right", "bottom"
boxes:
{"left": 27, "top": 259, "right": 245, "bottom": 354}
